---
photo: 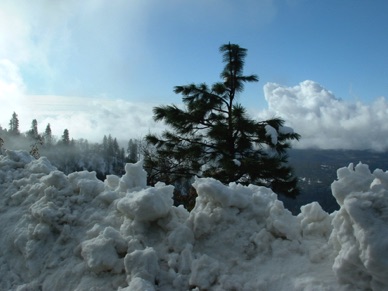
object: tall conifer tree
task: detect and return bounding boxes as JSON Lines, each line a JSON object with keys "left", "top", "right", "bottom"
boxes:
{"left": 9, "top": 112, "right": 20, "bottom": 135}
{"left": 145, "top": 43, "right": 300, "bottom": 196}
{"left": 61, "top": 129, "right": 70, "bottom": 145}
{"left": 44, "top": 123, "right": 53, "bottom": 146}
{"left": 27, "top": 119, "right": 39, "bottom": 140}
{"left": 127, "top": 139, "right": 138, "bottom": 163}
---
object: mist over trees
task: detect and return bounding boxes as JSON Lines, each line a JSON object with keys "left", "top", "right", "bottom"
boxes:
{"left": 145, "top": 43, "right": 300, "bottom": 198}
{"left": 0, "top": 114, "right": 139, "bottom": 179}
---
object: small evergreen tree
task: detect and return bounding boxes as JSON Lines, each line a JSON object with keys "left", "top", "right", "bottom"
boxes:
{"left": 0, "top": 136, "right": 4, "bottom": 154}
{"left": 112, "top": 138, "right": 120, "bottom": 156}
{"left": 120, "top": 147, "right": 126, "bottom": 163}
{"left": 27, "top": 119, "right": 39, "bottom": 140}
{"left": 102, "top": 135, "right": 108, "bottom": 152}
{"left": 107, "top": 134, "right": 114, "bottom": 156}
{"left": 29, "top": 136, "right": 43, "bottom": 159}
{"left": 145, "top": 43, "right": 300, "bottom": 196}
{"left": 9, "top": 112, "right": 20, "bottom": 135}
{"left": 127, "top": 139, "right": 138, "bottom": 163}
{"left": 61, "top": 129, "right": 70, "bottom": 145}
{"left": 27, "top": 119, "right": 42, "bottom": 158}
{"left": 44, "top": 123, "right": 53, "bottom": 146}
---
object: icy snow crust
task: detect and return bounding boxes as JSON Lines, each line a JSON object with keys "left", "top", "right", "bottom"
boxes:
{"left": 1, "top": 150, "right": 387, "bottom": 290}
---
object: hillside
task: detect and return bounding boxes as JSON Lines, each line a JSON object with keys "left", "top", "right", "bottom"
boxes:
{"left": 283, "top": 149, "right": 388, "bottom": 213}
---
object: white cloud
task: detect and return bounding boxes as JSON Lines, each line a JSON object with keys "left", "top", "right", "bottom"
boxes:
{"left": 0, "top": 0, "right": 149, "bottom": 96}
{"left": 0, "top": 59, "right": 27, "bottom": 124}
{"left": 2, "top": 94, "right": 163, "bottom": 143}
{"left": 260, "top": 80, "right": 388, "bottom": 151}
{"left": 0, "top": 1, "right": 72, "bottom": 70}
{"left": 0, "top": 0, "right": 284, "bottom": 102}
{"left": 3, "top": 77, "right": 388, "bottom": 151}
{"left": 0, "top": 59, "right": 162, "bottom": 142}
{"left": 0, "top": 59, "right": 24, "bottom": 92}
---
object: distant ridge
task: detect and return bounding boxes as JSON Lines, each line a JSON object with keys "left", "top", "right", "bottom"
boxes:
{"left": 280, "top": 149, "right": 388, "bottom": 214}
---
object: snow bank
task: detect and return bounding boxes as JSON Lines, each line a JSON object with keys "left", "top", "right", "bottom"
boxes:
{"left": 1, "top": 150, "right": 387, "bottom": 290}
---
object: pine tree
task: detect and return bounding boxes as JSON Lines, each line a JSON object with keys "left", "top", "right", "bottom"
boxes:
{"left": 120, "top": 147, "right": 126, "bottom": 163}
{"left": 27, "top": 119, "right": 39, "bottom": 140}
{"left": 127, "top": 139, "right": 138, "bottom": 163}
{"left": 27, "top": 119, "right": 42, "bottom": 159}
{"left": 61, "top": 129, "right": 70, "bottom": 145}
{"left": 0, "top": 136, "right": 4, "bottom": 154}
{"left": 107, "top": 134, "right": 114, "bottom": 156}
{"left": 102, "top": 135, "right": 108, "bottom": 152}
{"left": 112, "top": 138, "right": 120, "bottom": 156}
{"left": 44, "top": 123, "right": 53, "bottom": 146}
{"left": 145, "top": 43, "right": 301, "bottom": 196}
{"left": 9, "top": 112, "right": 20, "bottom": 135}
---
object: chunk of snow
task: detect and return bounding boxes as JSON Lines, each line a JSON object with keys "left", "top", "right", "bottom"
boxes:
{"left": 118, "top": 161, "right": 147, "bottom": 192}
{"left": 116, "top": 185, "right": 174, "bottom": 221}
{"left": 232, "top": 159, "right": 241, "bottom": 166}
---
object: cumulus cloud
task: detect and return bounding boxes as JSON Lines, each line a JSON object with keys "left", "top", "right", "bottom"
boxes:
{"left": 260, "top": 80, "right": 388, "bottom": 151}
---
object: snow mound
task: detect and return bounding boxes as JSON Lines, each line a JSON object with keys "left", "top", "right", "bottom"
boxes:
{"left": 0, "top": 150, "right": 387, "bottom": 290}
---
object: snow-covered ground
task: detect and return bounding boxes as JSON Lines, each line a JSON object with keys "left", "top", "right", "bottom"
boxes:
{"left": 1, "top": 150, "right": 387, "bottom": 291}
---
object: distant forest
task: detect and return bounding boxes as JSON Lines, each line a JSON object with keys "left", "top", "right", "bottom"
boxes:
{"left": 0, "top": 112, "right": 140, "bottom": 180}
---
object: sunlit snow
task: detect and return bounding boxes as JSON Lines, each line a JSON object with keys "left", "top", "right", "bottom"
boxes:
{"left": 1, "top": 150, "right": 387, "bottom": 290}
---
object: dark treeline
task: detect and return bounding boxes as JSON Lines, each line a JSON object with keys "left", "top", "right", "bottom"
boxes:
{"left": 0, "top": 112, "right": 140, "bottom": 180}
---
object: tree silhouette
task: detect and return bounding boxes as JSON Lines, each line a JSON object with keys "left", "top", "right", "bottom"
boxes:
{"left": 61, "top": 129, "right": 70, "bottom": 145}
{"left": 27, "top": 119, "right": 39, "bottom": 140}
{"left": 44, "top": 123, "right": 53, "bottom": 147}
{"left": 127, "top": 139, "right": 138, "bottom": 163}
{"left": 9, "top": 112, "right": 20, "bottom": 136}
{"left": 145, "top": 43, "right": 300, "bottom": 196}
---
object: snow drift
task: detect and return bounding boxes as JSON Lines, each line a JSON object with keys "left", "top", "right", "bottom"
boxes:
{"left": 1, "top": 150, "right": 387, "bottom": 290}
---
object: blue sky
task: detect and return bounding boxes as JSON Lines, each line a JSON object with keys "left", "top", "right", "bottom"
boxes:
{"left": 1, "top": 0, "right": 388, "bottom": 149}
